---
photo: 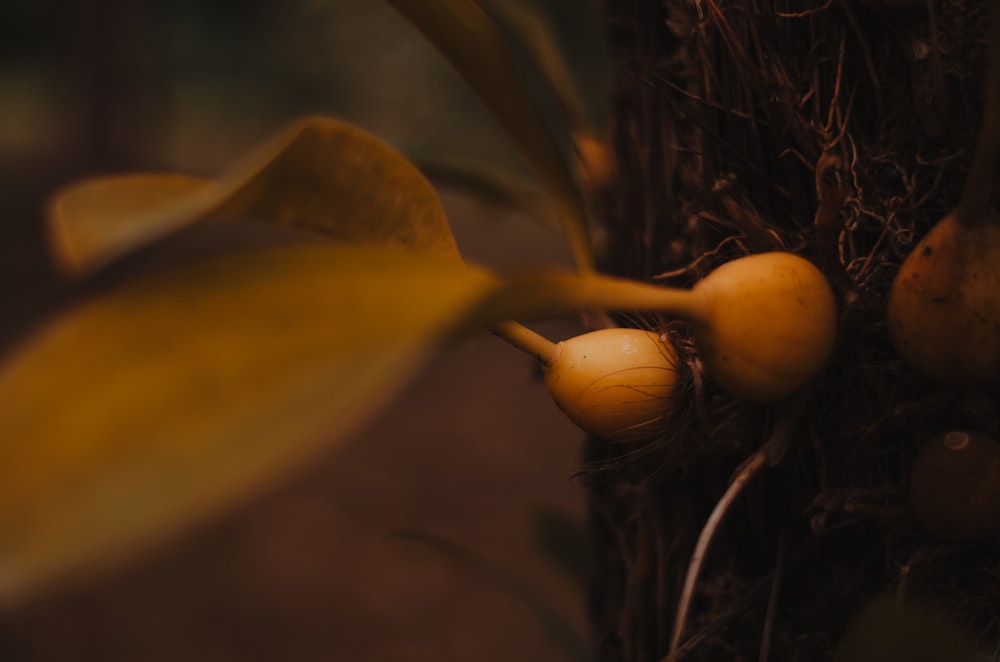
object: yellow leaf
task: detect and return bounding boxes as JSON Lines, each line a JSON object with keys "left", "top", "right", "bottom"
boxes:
{"left": 48, "top": 117, "right": 458, "bottom": 273}
{"left": 385, "top": 0, "right": 594, "bottom": 271}
{"left": 0, "top": 243, "right": 496, "bottom": 606}
{"left": 208, "top": 117, "right": 459, "bottom": 258}
{"left": 48, "top": 174, "right": 223, "bottom": 273}
{"left": 0, "top": 231, "right": 663, "bottom": 605}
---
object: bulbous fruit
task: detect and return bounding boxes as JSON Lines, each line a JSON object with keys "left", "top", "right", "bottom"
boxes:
{"left": 887, "top": 211, "right": 1000, "bottom": 386}
{"left": 689, "top": 252, "right": 838, "bottom": 402}
{"left": 909, "top": 430, "right": 1000, "bottom": 542}
{"left": 542, "top": 328, "right": 679, "bottom": 442}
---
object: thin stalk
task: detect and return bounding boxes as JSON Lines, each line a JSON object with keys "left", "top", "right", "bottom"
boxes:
{"left": 491, "top": 320, "right": 561, "bottom": 366}
{"left": 758, "top": 531, "right": 787, "bottom": 662}
{"left": 490, "top": 275, "right": 709, "bottom": 369}
{"left": 564, "top": 278, "right": 708, "bottom": 322}
{"left": 666, "top": 401, "right": 800, "bottom": 660}
{"left": 492, "top": 272, "right": 711, "bottom": 327}
{"left": 958, "top": 0, "right": 1000, "bottom": 222}
{"left": 666, "top": 452, "right": 768, "bottom": 660}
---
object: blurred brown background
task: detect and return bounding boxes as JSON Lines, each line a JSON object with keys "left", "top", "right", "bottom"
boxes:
{"left": 0, "top": 0, "right": 608, "bottom": 659}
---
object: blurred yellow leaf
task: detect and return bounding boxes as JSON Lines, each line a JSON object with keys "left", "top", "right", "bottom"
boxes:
{"left": 49, "top": 174, "right": 223, "bottom": 273}
{"left": 0, "top": 243, "right": 495, "bottom": 606}
{"left": 4, "top": 194, "right": 656, "bottom": 605}
{"left": 48, "top": 117, "right": 458, "bottom": 273}
{"left": 208, "top": 117, "right": 459, "bottom": 257}
{"left": 385, "top": 0, "right": 594, "bottom": 271}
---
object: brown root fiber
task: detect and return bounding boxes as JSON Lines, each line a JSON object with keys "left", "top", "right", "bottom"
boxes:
{"left": 585, "top": 1, "right": 998, "bottom": 660}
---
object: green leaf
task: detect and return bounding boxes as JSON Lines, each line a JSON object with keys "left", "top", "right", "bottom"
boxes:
{"left": 484, "top": 0, "right": 592, "bottom": 133}
{"left": 835, "top": 596, "right": 979, "bottom": 662}
{"left": 412, "top": 153, "right": 555, "bottom": 225}
{"left": 0, "top": 243, "right": 496, "bottom": 606}
{"left": 48, "top": 117, "right": 459, "bottom": 273}
{"left": 384, "top": 0, "right": 594, "bottom": 271}
{"left": 482, "top": 3, "right": 613, "bottom": 194}
{"left": 392, "top": 530, "right": 596, "bottom": 662}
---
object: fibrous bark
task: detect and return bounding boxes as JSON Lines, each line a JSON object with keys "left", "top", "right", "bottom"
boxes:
{"left": 586, "top": 1, "right": 996, "bottom": 659}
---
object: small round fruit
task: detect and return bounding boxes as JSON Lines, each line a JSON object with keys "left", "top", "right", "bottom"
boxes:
{"left": 542, "top": 328, "right": 679, "bottom": 442}
{"left": 689, "top": 252, "right": 838, "bottom": 402}
{"left": 908, "top": 430, "right": 1000, "bottom": 542}
{"left": 887, "top": 211, "right": 1000, "bottom": 386}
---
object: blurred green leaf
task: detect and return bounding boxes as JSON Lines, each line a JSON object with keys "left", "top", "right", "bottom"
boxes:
{"left": 530, "top": 505, "right": 592, "bottom": 594}
{"left": 393, "top": 530, "right": 596, "bottom": 662}
{"left": 0, "top": 243, "right": 495, "bottom": 606}
{"left": 481, "top": 2, "right": 613, "bottom": 195}
{"left": 484, "top": 0, "right": 591, "bottom": 133}
{"left": 835, "top": 596, "right": 979, "bottom": 662}
{"left": 385, "top": 0, "right": 594, "bottom": 271}
{"left": 413, "top": 153, "right": 555, "bottom": 223}
{"left": 483, "top": 0, "right": 611, "bottom": 129}
{"left": 48, "top": 117, "right": 459, "bottom": 274}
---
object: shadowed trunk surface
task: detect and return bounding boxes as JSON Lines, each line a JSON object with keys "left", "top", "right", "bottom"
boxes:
{"left": 586, "top": 1, "right": 996, "bottom": 660}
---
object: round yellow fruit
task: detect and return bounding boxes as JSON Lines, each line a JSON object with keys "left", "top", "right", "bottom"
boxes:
{"left": 690, "top": 252, "right": 838, "bottom": 402}
{"left": 887, "top": 211, "right": 1000, "bottom": 386}
{"left": 542, "top": 328, "right": 679, "bottom": 442}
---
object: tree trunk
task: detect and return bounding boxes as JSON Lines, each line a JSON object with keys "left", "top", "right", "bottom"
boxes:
{"left": 587, "top": 1, "right": 995, "bottom": 660}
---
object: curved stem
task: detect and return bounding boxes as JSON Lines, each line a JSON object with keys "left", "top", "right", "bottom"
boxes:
{"left": 666, "top": 452, "right": 767, "bottom": 660}
{"left": 491, "top": 320, "right": 561, "bottom": 366}
{"left": 958, "top": 0, "right": 1000, "bottom": 223}
{"left": 666, "top": 401, "right": 801, "bottom": 660}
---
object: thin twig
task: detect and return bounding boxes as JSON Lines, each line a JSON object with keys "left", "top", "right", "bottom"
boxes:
{"left": 925, "top": 0, "right": 950, "bottom": 131}
{"left": 662, "top": 537, "right": 813, "bottom": 662}
{"left": 666, "top": 401, "right": 802, "bottom": 660}
{"left": 666, "top": 452, "right": 767, "bottom": 659}
{"left": 776, "top": 0, "right": 834, "bottom": 19}
{"left": 758, "top": 531, "right": 787, "bottom": 662}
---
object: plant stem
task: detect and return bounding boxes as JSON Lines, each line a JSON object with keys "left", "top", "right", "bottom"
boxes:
{"left": 490, "top": 275, "right": 709, "bottom": 367}
{"left": 958, "top": 0, "right": 1000, "bottom": 222}
{"left": 666, "top": 401, "right": 800, "bottom": 660}
{"left": 758, "top": 531, "right": 787, "bottom": 662}
{"left": 492, "top": 272, "right": 710, "bottom": 326}
{"left": 491, "top": 320, "right": 562, "bottom": 366}
{"left": 666, "top": 452, "right": 767, "bottom": 660}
